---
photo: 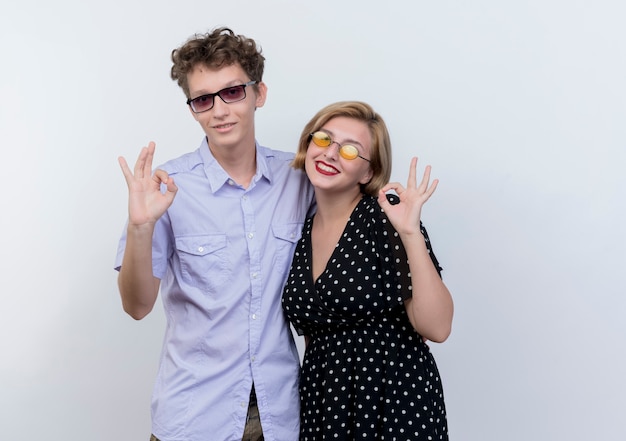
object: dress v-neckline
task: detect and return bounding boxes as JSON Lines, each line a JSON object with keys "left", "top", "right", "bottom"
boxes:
{"left": 309, "top": 198, "right": 365, "bottom": 283}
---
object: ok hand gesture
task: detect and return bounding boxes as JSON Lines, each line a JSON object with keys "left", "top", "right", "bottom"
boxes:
{"left": 118, "top": 142, "right": 178, "bottom": 227}
{"left": 377, "top": 157, "right": 438, "bottom": 236}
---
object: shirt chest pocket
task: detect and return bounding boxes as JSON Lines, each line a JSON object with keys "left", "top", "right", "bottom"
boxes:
{"left": 271, "top": 223, "right": 303, "bottom": 277}
{"left": 175, "top": 234, "right": 228, "bottom": 288}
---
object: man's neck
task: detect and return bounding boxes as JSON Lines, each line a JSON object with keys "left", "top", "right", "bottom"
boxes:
{"left": 208, "top": 141, "right": 257, "bottom": 189}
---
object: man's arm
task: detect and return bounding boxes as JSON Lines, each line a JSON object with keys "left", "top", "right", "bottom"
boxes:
{"left": 118, "top": 224, "right": 162, "bottom": 320}
{"left": 117, "top": 142, "right": 177, "bottom": 319}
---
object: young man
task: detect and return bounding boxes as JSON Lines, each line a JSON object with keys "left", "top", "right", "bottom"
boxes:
{"left": 115, "top": 27, "right": 314, "bottom": 441}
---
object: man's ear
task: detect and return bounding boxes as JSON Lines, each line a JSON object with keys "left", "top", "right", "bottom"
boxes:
{"left": 254, "top": 81, "right": 268, "bottom": 108}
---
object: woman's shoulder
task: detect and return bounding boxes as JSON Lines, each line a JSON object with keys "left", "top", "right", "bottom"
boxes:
{"left": 356, "top": 193, "right": 399, "bottom": 218}
{"left": 354, "top": 194, "right": 390, "bottom": 231}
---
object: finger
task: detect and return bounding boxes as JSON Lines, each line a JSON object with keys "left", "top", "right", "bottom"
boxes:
{"left": 162, "top": 177, "right": 178, "bottom": 204}
{"left": 418, "top": 165, "right": 432, "bottom": 192}
{"left": 425, "top": 178, "right": 439, "bottom": 198}
{"left": 118, "top": 156, "right": 133, "bottom": 185}
{"left": 407, "top": 157, "right": 418, "bottom": 188}
{"left": 153, "top": 169, "right": 170, "bottom": 186}
{"left": 143, "top": 142, "right": 156, "bottom": 177}
{"left": 165, "top": 176, "right": 178, "bottom": 194}
{"left": 133, "top": 142, "right": 156, "bottom": 179}
{"left": 133, "top": 146, "right": 149, "bottom": 178}
{"left": 377, "top": 189, "right": 391, "bottom": 210}
{"left": 379, "top": 182, "right": 402, "bottom": 194}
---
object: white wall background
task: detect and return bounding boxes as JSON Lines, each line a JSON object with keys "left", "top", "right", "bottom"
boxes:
{"left": 1, "top": 1, "right": 624, "bottom": 439}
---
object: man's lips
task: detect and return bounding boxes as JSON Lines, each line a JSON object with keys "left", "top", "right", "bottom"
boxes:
{"left": 213, "top": 122, "right": 236, "bottom": 131}
{"left": 315, "top": 161, "right": 339, "bottom": 175}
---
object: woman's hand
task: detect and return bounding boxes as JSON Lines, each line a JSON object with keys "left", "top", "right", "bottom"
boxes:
{"left": 377, "top": 157, "right": 438, "bottom": 235}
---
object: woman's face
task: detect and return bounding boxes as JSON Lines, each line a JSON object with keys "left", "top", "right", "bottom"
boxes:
{"left": 305, "top": 116, "right": 373, "bottom": 194}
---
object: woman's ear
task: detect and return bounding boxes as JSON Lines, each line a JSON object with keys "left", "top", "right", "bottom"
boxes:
{"left": 359, "top": 167, "right": 374, "bottom": 186}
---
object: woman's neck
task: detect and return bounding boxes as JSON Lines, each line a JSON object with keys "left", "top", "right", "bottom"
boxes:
{"left": 313, "top": 189, "right": 364, "bottom": 228}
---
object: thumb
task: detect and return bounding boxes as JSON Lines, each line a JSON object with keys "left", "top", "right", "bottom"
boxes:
{"left": 165, "top": 176, "right": 178, "bottom": 197}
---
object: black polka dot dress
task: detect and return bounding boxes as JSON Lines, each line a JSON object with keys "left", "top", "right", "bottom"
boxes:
{"left": 282, "top": 195, "right": 448, "bottom": 440}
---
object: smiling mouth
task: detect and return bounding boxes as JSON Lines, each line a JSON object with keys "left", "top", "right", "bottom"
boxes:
{"left": 316, "top": 161, "right": 339, "bottom": 175}
{"left": 213, "top": 123, "right": 235, "bottom": 129}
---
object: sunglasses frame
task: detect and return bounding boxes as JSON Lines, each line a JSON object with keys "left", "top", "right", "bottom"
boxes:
{"left": 186, "top": 81, "right": 257, "bottom": 113}
{"left": 309, "top": 131, "right": 371, "bottom": 162}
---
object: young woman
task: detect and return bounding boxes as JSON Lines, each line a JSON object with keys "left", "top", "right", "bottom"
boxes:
{"left": 282, "top": 101, "right": 454, "bottom": 440}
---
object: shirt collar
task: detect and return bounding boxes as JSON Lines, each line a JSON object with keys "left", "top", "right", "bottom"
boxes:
{"left": 198, "top": 137, "right": 273, "bottom": 193}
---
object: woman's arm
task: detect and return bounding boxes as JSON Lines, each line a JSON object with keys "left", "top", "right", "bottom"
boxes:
{"left": 377, "top": 157, "right": 453, "bottom": 342}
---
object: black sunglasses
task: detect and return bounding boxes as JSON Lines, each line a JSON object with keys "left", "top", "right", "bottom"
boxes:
{"left": 186, "top": 81, "right": 257, "bottom": 113}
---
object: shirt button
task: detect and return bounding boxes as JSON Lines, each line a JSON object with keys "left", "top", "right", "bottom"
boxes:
{"left": 248, "top": 233, "right": 254, "bottom": 239}
{"left": 240, "top": 401, "right": 246, "bottom": 408}
{"left": 198, "top": 246, "right": 204, "bottom": 252}
{"left": 228, "top": 179, "right": 235, "bottom": 186}
{"left": 252, "top": 314, "right": 257, "bottom": 320}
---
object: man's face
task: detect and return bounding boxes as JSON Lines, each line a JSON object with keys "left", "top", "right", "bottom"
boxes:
{"left": 186, "top": 63, "right": 266, "bottom": 153}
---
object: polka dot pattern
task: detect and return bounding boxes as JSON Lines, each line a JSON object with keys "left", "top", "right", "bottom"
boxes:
{"left": 282, "top": 196, "right": 448, "bottom": 440}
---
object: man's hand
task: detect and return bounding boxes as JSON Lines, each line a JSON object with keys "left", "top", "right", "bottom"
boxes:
{"left": 118, "top": 142, "right": 178, "bottom": 227}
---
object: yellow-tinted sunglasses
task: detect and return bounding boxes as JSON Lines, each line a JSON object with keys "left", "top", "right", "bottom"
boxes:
{"left": 310, "top": 131, "right": 371, "bottom": 162}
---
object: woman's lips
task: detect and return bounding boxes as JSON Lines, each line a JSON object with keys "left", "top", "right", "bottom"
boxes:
{"left": 315, "top": 161, "right": 339, "bottom": 176}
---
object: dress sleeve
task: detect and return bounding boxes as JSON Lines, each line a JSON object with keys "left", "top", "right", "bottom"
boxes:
{"left": 378, "top": 195, "right": 443, "bottom": 302}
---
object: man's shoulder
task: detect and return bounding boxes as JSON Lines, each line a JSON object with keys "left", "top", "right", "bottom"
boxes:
{"left": 258, "top": 144, "right": 296, "bottom": 163}
{"left": 257, "top": 145, "right": 304, "bottom": 183}
{"left": 157, "top": 149, "right": 203, "bottom": 175}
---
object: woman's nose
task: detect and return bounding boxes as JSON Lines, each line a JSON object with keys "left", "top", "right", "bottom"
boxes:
{"left": 324, "top": 141, "right": 340, "bottom": 159}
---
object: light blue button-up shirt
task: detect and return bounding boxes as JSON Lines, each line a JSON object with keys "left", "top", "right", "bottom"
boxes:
{"left": 115, "top": 138, "right": 315, "bottom": 441}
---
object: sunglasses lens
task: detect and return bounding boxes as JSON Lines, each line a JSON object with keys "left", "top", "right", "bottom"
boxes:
{"left": 220, "top": 85, "right": 246, "bottom": 103}
{"left": 339, "top": 145, "right": 359, "bottom": 160}
{"left": 311, "top": 132, "right": 331, "bottom": 147}
{"left": 191, "top": 95, "right": 214, "bottom": 112}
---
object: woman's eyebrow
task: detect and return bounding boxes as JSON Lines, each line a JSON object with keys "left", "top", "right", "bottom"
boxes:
{"left": 320, "top": 129, "right": 365, "bottom": 149}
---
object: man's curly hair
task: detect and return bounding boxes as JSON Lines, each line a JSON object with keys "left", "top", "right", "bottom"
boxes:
{"left": 170, "top": 27, "right": 265, "bottom": 98}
